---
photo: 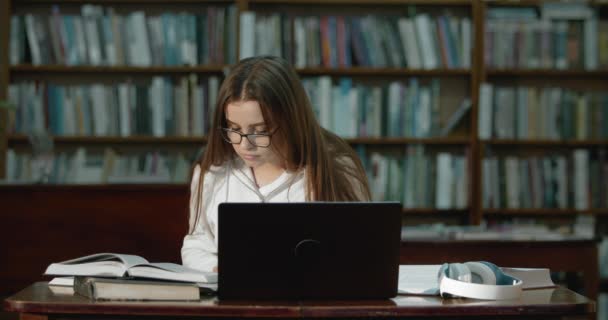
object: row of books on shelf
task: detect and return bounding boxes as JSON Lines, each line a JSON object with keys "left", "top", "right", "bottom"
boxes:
{"left": 482, "top": 149, "right": 608, "bottom": 210}
{"left": 302, "top": 77, "right": 468, "bottom": 138}
{"left": 239, "top": 11, "right": 472, "bottom": 69}
{"left": 6, "top": 76, "right": 220, "bottom": 137}
{"left": 6, "top": 77, "right": 468, "bottom": 139}
{"left": 9, "top": 5, "right": 238, "bottom": 66}
{"left": 3, "top": 148, "right": 193, "bottom": 184}
{"left": 402, "top": 217, "right": 595, "bottom": 241}
{"left": 362, "top": 146, "right": 468, "bottom": 209}
{"left": 478, "top": 83, "right": 608, "bottom": 140}
{"left": 485, "top": 5, "right": 608, "bottom": 70}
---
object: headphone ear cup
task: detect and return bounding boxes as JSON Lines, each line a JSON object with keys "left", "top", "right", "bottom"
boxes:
{"left": 464, "top": 262, "right": 497, "bottom": 285}
{"left": 448, "top": 263, "right": 472, "bottom": 283}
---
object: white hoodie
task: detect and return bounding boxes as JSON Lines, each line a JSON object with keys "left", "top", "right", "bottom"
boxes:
{"left": 181, "top": 157, "right": 306, "bottom": 272}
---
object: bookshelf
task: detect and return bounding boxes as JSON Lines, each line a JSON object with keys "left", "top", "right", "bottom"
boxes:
{"left": 1, "top": 0, "right": 608, "bottom": 227}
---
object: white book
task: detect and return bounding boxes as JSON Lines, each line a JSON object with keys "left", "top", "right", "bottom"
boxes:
{"left": 455, "top": 157, "right": 467, "bottom": 209}
{"left": 190, "top": 74, "right": 205, "bottom": 136}
{"left": 102, "top": 14, "right": 116, "bottom": 66}
{"left": 81, "top": 5, "right": 102, "bottom": 65}
{"left": 24, "top": 15, "right": 41, "bottom": 65}
{"left": 63, "top": 90, "right": 76, "bottom": 135}
{"left": 478, "top": 83, "right": 494, "bottom": 139}
{"left": 348, "top": 88, "right": 359, "bottom": 138}
{"left": 239, "top": 11, "right": 256, "bottom": 60}
{"left": 417, "top": 87, "right": 431, "bottom": 137}
{"left": 9, "top": 16, "right": 22, "bottom": 65}
{"left": 584, "top": 16, "right": 598, "bottom": 70}
{"left": 482, "top": 158, "right": 492, "bottom": 208}
{"left": 415, "top": 14, "right": 438, "bottom": 70}
{"left": 118, "top": 84, "right": 131, "bottom": 137}
{"left": 435, "top": 153, "right": 453, "bottom": 209}
{"left": 90, "top": 84, "right": 108, "bottom": 136}
{"left": 460, "top": 17, "right": 472, "bottom": 68}
{"left": 151, "top": 77, "right": 166, "bottom": 137}
{"left": 128, "top": 12, "right": 152, "bottom": 66}
{"left": 398, "top": 18, "right": 422, "bottom": 69}
{"left": 318, "top": 76, "right": 333, "bottom": 130}
{"left": 175, "top": 78, "right": 189, "bottom": 136}
{"left": 72, "top": 16, "right": 88, "bottom": 65}
{"left": 555, "top": 157, "right": 568, "bottom": 209}
{"left": 573, "top": 149, "right": 590, "bottom": 210}
{"left": 294, "top": 17, "right": 306, "bottom": 68}
{"left": 370, "top": 153, "right": 388, "bottom": 201}
{"left": 505, "top": 157, "right": 520, "bottom": 209}
{"left": 370, "top": 87, "right": 383, "bottom": 137}
{"left": 208, "top": 76, "right": 219, "bottom": 123}
{"left": 45, "top": 253, "right": 217, "bottom": 284}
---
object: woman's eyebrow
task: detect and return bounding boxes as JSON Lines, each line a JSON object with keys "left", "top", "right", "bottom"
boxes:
{"left": 226, "top": 119, "right": 266, "bottom": 127}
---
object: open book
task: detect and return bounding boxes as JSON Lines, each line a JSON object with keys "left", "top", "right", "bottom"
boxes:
{"left": 44, "top": 253, "right": 217, "bottom": 284}
{"left": 398, "top": 264, "right": 555, "bottom": 296}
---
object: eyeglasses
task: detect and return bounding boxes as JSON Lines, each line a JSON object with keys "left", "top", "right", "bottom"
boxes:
{"left": 219, "top": 128, "right": 276, "bottom": 148}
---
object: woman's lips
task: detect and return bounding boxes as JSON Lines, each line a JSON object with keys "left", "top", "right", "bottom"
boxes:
{"left": 241, "top": 154, "right": 258, "bottom": 161}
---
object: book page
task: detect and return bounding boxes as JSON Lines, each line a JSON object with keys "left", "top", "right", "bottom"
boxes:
{"left": 398, "top": 265, "right": 441, "bottom": 295}
{"left": 127, "top": 263, "right": 218, "bottom": 283}
{"left": 44, "top": 253, "right": 149, "bottom": 277}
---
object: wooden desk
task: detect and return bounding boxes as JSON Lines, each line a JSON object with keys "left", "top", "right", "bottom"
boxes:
{"left": 4, "top": 282, "right": 595, "bottom": 320}
{"left": 401, "top": 239, "right": 600, "bottom": 302}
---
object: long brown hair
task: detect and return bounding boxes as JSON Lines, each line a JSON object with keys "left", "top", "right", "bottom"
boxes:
{"left": 190, "top": 56, "right": 370, "bottom": 233}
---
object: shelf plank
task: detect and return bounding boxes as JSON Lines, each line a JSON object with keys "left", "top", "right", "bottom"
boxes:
{"left": 487, "top": 0, "right": 608, "bottom": 7}
{"left": 0, "top": 183, "right": 189, "bottom": 191}
{"left": 484, "top": 208, "right": 608, "bottom": 215}
{"left": 401, "top": 208, "right": 469, "bottom": 214}
{"left": 10, "top": 65, "right": 471, "bottom": 77}
{"left": 249, "top": 0, "right": 471, "bottom": 5}
{"left": 17, "top": 0, "right": 235, "bottom": 4}
{"left": 10, "top": 65, "right": 227, "bottom": 74}
{"left": 296, "top": 67, "right": 471, "bottom": 76}
{"left": 486, "top": 69, "right": 608, "bottom": 77}
{"left": 7, "top": 135, "right": 208, "bottom": 145}
{"left": 483, "top": 139, "right": 608, "bottom": 147}
{"left": 8, "top": 135, "right": 471, "bottom": 146}
{"left": 347, "top": 137, "right": 471, "bottom": 145}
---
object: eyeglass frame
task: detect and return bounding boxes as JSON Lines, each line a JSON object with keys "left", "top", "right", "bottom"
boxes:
{"left": 218, "top": 127, "right": 279, "bottom": 148}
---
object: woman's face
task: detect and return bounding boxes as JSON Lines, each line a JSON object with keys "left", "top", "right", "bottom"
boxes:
{"left": 224, "top": 100, "right": 283, "bottom": 170}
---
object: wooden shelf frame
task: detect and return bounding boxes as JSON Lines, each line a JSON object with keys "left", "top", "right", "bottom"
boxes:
{"left": 7, "top": 135, "right": 471, "bottom": 146}
{"left": 482, "top": 139, "right": 608, "bottom": 147}
{"left": 484, "top": 208, "right": 608, "bottom": 216}
{"left": 2, "top": 0, "right": 608, "bottom": 224}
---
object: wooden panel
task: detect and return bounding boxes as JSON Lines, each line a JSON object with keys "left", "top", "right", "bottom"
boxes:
{"left": 0, "top": 185, "right": 190, "bottom": 297}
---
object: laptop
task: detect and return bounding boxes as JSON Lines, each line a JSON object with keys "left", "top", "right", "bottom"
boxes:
{"left": 217, "top": 202, "right": 401, "bottom": 300}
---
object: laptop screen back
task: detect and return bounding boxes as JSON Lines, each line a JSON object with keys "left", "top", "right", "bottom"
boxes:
{"left": 218, "top": 202, "right": 401, "bottom": 300}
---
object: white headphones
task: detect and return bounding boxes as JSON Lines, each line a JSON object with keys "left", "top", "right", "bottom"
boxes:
{"left": 437, "top": 261, "right": 523, "bottom": 300}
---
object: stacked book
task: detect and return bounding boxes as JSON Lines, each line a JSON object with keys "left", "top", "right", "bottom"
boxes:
{"left": 45, "top": 253, "right": 217, "bottom": 301}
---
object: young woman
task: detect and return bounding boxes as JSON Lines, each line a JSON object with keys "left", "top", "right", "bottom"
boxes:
{"left": 181, "top": 56, "right": 370, "bottom": 273}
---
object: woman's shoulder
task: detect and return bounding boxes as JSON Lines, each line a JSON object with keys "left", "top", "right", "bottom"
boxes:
{"left": 190, "top": 162, "right": 231, "bottom": 189}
